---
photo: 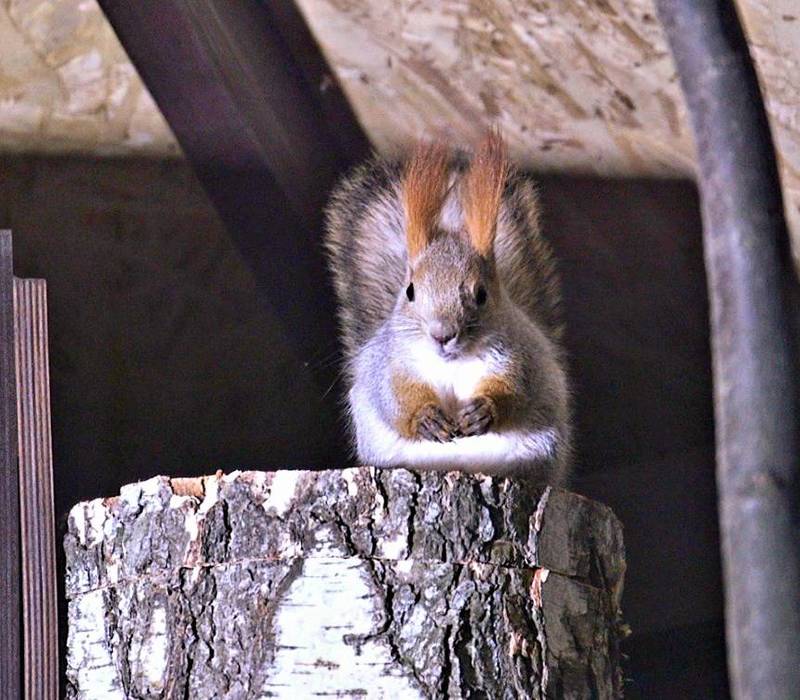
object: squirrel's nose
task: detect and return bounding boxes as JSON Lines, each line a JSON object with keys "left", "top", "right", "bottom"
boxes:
{"left": 431, "top": 330, "right": 457, "bottom": 347}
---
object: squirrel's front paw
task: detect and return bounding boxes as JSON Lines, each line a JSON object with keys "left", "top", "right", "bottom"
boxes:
{"left": 412, "top": 403, "right": 457, "bottom": 443}
{"left": 457, "top": 396, "right": 497, "bottom": 437}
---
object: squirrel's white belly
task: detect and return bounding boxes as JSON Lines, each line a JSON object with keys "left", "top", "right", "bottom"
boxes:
{"left": 350, "top": 337, "right": 559, "bottom": 474}
{"left": 407, "top": 341, "right": 491, "bottom": 410}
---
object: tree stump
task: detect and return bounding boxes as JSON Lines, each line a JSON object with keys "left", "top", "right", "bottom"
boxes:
{"left": 65, "top": 468, "right": 626, "bottom": 699}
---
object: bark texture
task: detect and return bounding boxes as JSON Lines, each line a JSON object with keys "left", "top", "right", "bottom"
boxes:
{"left": 65, "top": 468, "right": 626, "bottom": 699}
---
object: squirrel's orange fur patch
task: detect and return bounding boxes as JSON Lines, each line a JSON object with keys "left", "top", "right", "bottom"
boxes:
{"left": 475, "top": 375, "right": 517, "bottom": 427}
{"left": 462, "top": 130, "right": 509, "bottom": 258}
{"left": 391, "top": 374, "right": 441, "bottom": 439}
{"left": 402, "top": 141, "right": 450, "bottom": 260}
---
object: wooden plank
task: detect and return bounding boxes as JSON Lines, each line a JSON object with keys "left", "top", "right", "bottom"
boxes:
{"left": 264, "top": 0, "right": 371, "bottom": 163}
{"left": 96, "top": 0, "right": 370, "bottom": 419}
{"left": 0, "top": 231, "right": 21, "bottom": 699}
{"left": 14, "top": 278, "right": 58, "bottom": 700}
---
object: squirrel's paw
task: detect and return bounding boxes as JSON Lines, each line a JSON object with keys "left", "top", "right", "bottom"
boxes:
{"left": 457, "top": 396, "right": 497, "bottom": 437}
{"left": 413, "top": 403, "right": 457, "bottom": 443}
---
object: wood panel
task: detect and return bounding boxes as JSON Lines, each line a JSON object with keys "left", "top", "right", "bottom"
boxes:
{"left": 14, "top": 278, "right": 58, "bottom": 700}
{"left": 540, "top": 176, "right": 713, "bottom": 471}
{"left": 0, "top": 230, "right": 21, "bottom": 700}
{"left": 540, "top": 177, "right": 722, "bottom": 645}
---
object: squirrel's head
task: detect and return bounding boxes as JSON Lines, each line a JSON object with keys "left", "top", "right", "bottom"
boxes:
{"left": 399, "top": 132, "right": 507, "bottom": 359}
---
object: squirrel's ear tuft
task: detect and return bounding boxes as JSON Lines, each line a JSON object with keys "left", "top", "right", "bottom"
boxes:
{"left": 462, "top": 129, "right": 508, "bottom": 257}
{"left": 403, "top": 140, "right": 450, "bottom": 260}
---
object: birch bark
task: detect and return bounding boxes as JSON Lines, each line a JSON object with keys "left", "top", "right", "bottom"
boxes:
{"left": 65, "top": 468, "right": 626, "bottom": 699}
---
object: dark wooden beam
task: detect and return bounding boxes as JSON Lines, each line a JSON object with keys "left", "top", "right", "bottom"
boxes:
{"left": 260, "top": 0, "right": 372, "bottom": 165}
{"left": 97, "top": 0, "right": 371, "bottom": 459}
{"left": 0, "top": 231, "right": 21, "bottom": 699}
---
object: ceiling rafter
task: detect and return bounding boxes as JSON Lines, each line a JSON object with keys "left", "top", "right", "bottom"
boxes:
{"left": 97, "top": 0, "right": 371, "bottom": 460}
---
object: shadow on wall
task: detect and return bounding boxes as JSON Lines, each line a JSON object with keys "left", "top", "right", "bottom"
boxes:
{"left": 1, "top": 155, "right": 723, "bottom": 697}
{"left": 1, "top": 155, "right": 333, "bottom": 522}
{"left": 540, "top": 174, "right": 722, "bottom": 661}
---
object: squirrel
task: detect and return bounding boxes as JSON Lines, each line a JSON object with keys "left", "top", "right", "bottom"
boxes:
{"left": 324, "top": 131, "right": 571, "bottom": 484}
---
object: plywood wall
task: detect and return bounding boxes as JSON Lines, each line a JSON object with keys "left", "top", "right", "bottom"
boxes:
{"left": 0, "top": 0, "right": 177, "bottom": 155}
{"left": 0, "top": 0, "right": 799, "bottom": 254}
{"left": 292, "top": 0, "right": 800, "bottom": 258}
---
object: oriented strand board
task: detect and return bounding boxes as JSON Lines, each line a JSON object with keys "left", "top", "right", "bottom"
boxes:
{"left": 734, "top": 0, "right": 800, "bottom": 261}
{"left": 0, "top": 0, "right": 178, "bottom": 155}
{"left": 294, "top": 0, "right": 800, "bottom": 261}
{"left": 293, "top": 0, "right": 695, "bottom": 176}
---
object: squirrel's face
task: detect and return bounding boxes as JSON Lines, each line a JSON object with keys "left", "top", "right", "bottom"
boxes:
{"left": 401, "top": 233, "right": 495, "bottom": 359}
{"left": 398, "top": 132, "right": 507, "bottom": 359}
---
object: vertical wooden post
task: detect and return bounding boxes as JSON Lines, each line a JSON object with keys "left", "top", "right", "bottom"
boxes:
{"left": 0, "top": 231, "right": 21, "bottom": 700}
{"left": 655, "top": 2, "right": 800, "bottom": 697}
{"left": 14, "top": 278, "right": 58, "bottom": 700}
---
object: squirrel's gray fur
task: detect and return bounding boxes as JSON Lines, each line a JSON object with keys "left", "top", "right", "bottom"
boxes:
{"left": 326, "top": 155, "right": 563, "bottom": 359}
{"left": 323, "top": 142, "right": 571, "bottom": 483}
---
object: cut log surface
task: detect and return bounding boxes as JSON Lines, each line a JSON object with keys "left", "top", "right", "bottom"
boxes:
{"left": 64, "top": 468, "right": 626, "bottom": 699}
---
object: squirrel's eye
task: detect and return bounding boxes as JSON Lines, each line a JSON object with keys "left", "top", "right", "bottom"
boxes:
{"left": 406, "top": 283, "right": 415, "bottom": 302}
{"left": 476, "top": 286, "right": 487, "bottom": 306}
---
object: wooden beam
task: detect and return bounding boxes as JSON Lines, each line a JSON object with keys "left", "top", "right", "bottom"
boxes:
{"left": 263, "top": 0, "right": 372, "bottom": 167}
{"left": 0, "top": 231, "right": 21, "bottom": 699}
{"left": 97, "top": 0, "right": 371, "bottom": 458}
